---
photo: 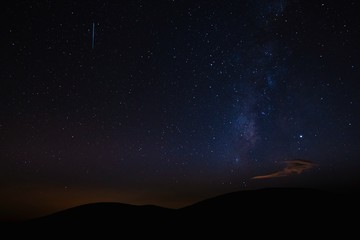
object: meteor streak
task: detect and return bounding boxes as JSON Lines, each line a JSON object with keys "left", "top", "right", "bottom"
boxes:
{"left": 92, "top": 22, "right": 95, "bottom": 49}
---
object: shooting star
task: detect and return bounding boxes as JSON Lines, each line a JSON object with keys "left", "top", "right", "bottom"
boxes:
{"left": 252, "top": 159, "right": 316, "bottom": 179}
{"left": 92, "top": 22, "right": 95, "bottom": 49}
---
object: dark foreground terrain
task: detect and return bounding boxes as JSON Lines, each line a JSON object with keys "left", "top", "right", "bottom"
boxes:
{"left": 2, "top": 188, "right": 359, "bottom": 237}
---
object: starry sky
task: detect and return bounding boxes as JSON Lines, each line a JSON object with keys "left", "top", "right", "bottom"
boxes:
{"left": 2, "top": 0, "right": 360, "bottom": 220}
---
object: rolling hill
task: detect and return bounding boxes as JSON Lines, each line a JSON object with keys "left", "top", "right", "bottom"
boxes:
{"left": 3, "top": 188, "right": 358, "bottom": 236}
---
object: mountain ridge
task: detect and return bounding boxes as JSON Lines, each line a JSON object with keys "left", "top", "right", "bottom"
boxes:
{"left": 3, "top": 188, "right": 359, "bottom": 236}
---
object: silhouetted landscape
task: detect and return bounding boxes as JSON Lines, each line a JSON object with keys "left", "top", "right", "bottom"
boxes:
{"left": 2, "top": 188, "right": 358, "bottom": 236}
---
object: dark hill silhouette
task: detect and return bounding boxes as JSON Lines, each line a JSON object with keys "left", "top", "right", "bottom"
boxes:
{"left": 184, "top": 188, "right": 330, "bottom": 214}
{"left": 3, "top": 188, "right": 359, "bottom": 237}
{"left": 21, "top": 202, "right": 176, "bottom": 234}
{"left": 33, "top": 202, "right": 172, "bottom": 225}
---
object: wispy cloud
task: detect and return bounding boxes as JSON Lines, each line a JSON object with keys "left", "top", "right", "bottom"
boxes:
{"left": 252, "top": 159, "right": 316, "bottom": 179}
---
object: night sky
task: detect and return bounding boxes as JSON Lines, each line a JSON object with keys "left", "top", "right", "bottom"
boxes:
{"left": 2, "top": 0, "right": 360, "bottom": 220}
